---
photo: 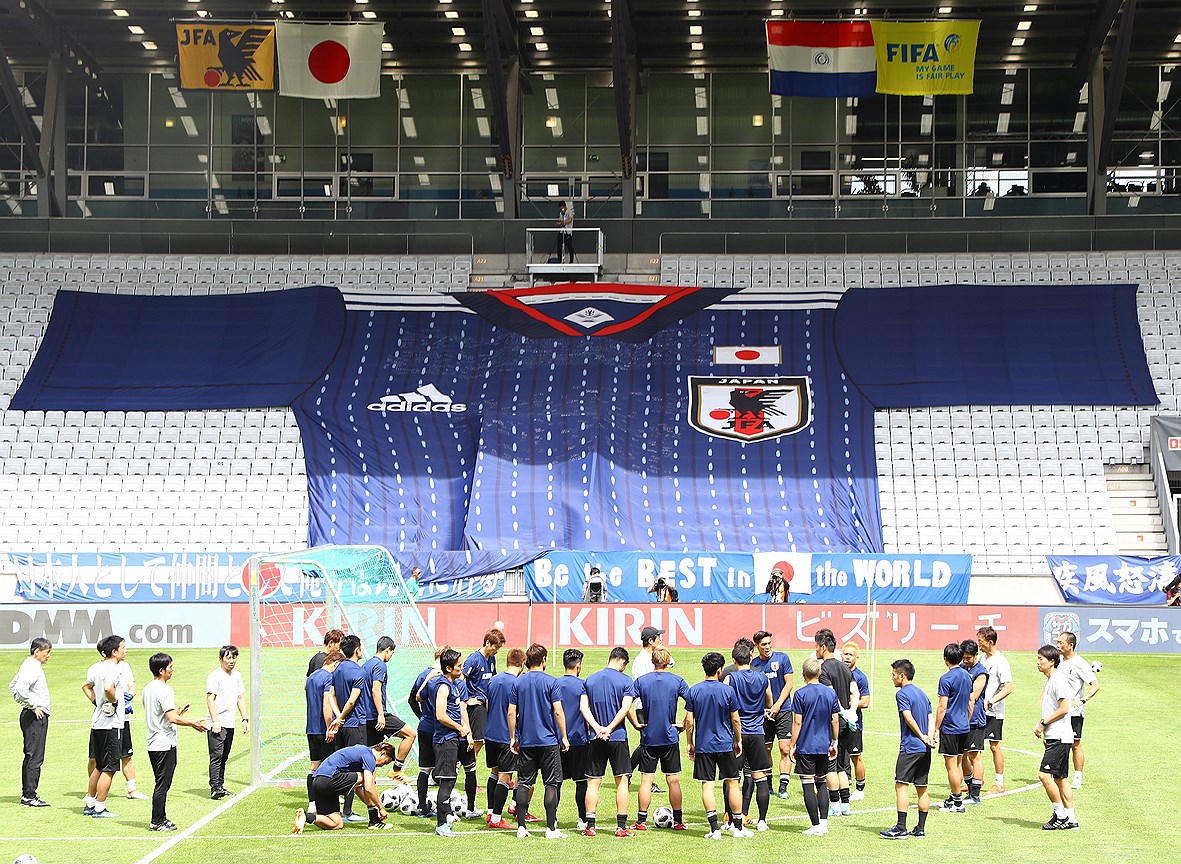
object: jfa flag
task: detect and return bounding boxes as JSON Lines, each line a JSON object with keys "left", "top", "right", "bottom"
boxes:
{"left": 276, "top": 22, "right": 383, "bottom": 99}
{"left": 766, "top": 21, "right": 876, "bottom": 98}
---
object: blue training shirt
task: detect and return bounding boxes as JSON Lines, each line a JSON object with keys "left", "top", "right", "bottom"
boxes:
{"left": 790, "top": 683, "right": 839, "bottom": 756}
{"left": 552, "top": 675, "right": 590, "bottom": 747}
{"left": 463, "top": 649, "right": 497, "bottom": 705}
{"left": 431, "top": 676, "right": 464, "bottom": 744}
{"left": 305, "top": 667, "right": 333, "bottom": 735}
{"left": 727, "top": 667, "right": 771, "bottom": 735}
{"left": 632, "top": 671, "right": 689, "bottom": 747}
{"left": 850, "top": 666, "right": 870, "bottom": 730}
{"left": 333, "top": 659, "right": 368, "bottom": 727}
{"left": 584, "top": 667, "right": 635, "bottom": 744}
{"left": 484, "top": 670, "right": 518, "bottom": 744}
{"left": 750, "top": 651, "right": 794, "bottom": 704}
{"left": 314, "top": 743, "right": 376, "bottom": 778}
{"left": 685, "top": 678, "right": 738, "bottom": 754}
{"left": 963, "top": 661, "right": 989, "bottom": 727}
{"left": 896, "top": 683, "right": 933, "bottom": 755}
{"left": 410, "top": 666, "right": 433, "bottom": 723}
{"left": 937, "top": 665, "right": 973, "bottom": 735}
{"left": 510, "top": 670, "right": 560, "bottom": 748}
{"left": 361, "top": 655, "right": 387, "bottom": 715}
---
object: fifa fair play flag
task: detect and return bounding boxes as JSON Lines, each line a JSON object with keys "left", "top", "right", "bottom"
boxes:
{"left": 870, "top": 20, "right": 981, "bottom": 95}
{"left": 276, "top": 21, "right": 384, "bottom": 99}
{"left": 766, "top": 20, "right": 876, "bottom": 98}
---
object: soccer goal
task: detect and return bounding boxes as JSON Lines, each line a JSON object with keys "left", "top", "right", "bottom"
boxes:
{"left": 247, "top": 545, "right": 435, "bottom": 785}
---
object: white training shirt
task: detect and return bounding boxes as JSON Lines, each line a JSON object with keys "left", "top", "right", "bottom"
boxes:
{"left": 1041, "top": 668, "right": 1075, "bottom": 743}
{"left": 142, "top": 679, "right": 178, "bottom": 752}
{"left": 205, "top": 666, "right": 245, "bottom": 726}
{"left": 88, "top": 658, "right": 126, "bottom": 730}
{"left": 981, "top": 650, "right": 1012, "bottom": 719}
{"left": 9, "top": 655, "right": 51, "bottom": 714}
{"left": 1058, "top": 653, "right": 1097, "bottom": 717}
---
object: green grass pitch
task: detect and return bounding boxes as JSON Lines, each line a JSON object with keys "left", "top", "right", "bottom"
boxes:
{"left": 0, "top": 644, "right": 1169, "bottom": 864}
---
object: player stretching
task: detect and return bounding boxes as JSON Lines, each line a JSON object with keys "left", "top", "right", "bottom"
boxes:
{"left": 684, "top": 651, "right": 746, "bottom": 839}
{"left": 976, "top": 626, "right": 1013, "bottom": 794}
{"left": 934, "top": 642, "right": 971, "bottom": 813}
{"left": 1035, "top": 645, "right": 1079, "bottom": 830}
{"left": 842, "top": 642, "right": 871, "bottom": 800}
{"left": 879, "top": 659, "right": 935, "bottom": 839}
{"left": 508, "top": 644, "right": 569, "bottom": 839}
{"left": 959, "top": 639, "right": 989, "bottom": 805}
{"left": 790, "top": 658, "right": 839, "bottom": 836}
{"left": 483, "top": 648, "right": 525, "bottom": 829}
{"left": 750, "top": 630, "right": 795, "bottom": 800}
{"left": 295, "top": 742, "right": 394, "bottom": 832}
{"left": 1055, "top": 631, "right": 1099, "bottom": 789}
{"left": 631, "top": 647, "right": 689, "bottom": 833}
{"left": 724, "top": 640, "right": 773, "bottom": 830}
{"left": 582, "top": 647, "right": 637, "bottom": 837}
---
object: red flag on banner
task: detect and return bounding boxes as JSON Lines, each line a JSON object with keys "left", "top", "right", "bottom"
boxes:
{"left": 276, "top": 21, "right": 383, "bottom": 99}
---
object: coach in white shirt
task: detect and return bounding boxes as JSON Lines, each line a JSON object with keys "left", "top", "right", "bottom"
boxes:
{"left": 9, "top": 637, "right": 52, "bottom": 806}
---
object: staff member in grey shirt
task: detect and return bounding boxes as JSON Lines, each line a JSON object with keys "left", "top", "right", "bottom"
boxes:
{"left": 9, "top": 637, "right": 52, "bottom": 806}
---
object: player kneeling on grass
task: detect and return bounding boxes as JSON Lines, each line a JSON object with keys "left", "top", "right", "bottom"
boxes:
{"left": 789, "top": 658, "right": 840, "bottom": 837}
{"left": 684, "top": 651, "right": 745, "bottom": 839}
{"left": 879, "top": 659, "right": 935, "bottom": 840}
{"left": 295, "top": 742, "right": 395, "bottom": 832}
{"left": 1034, "top": 645, "right": 1079, "bottom": 831}
{"left": 142, "top": 652, "right": 207, "bottom": 831}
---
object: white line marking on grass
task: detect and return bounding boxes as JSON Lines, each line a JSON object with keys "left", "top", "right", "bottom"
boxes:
{"left": 131, "top": 785, "right": 260, "bottom": 864}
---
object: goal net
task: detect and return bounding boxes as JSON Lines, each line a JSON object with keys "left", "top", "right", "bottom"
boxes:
{"left": 247, "top": 545, "right": 435, "bottom": 785}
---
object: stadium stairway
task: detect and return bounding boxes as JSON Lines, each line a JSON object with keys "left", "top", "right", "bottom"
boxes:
{"left": 1106, "top": 463, "right": 1168, "bottom": 556}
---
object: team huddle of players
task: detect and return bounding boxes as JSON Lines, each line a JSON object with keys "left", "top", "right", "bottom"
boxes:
{"left": 295, "top": 623, "right": 1099, "bottom": 839}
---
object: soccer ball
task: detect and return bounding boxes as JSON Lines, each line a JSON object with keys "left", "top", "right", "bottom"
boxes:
{"left": 380, "top": 787, "right": 399, "bottom": 809}
{"left": 653, "top": 806, "right": 675, "bottom": 828}
{"left": 1090, "top": 660, "right": 1103, "bottom": 673}
{"left": 399, "top": 792, "right": 418, "bottom": 816}
{"left": 448, "top": 790, "right": 466, "bottom": 813}
{"left": 14, "top": 855, "right": 39, "bottom": 864}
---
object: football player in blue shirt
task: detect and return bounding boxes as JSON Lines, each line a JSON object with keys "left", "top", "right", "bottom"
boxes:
{"left": 296, "top": 742, "right": 395, "bottom": 832}
{"left": 331, "top": 635, "right": 369, "bottom": 822}
{"left": 508, "top": 643, "right": 569, "bottom": 839}
{"left": 631, "top": 647, "right": 689, "bottom": 833}
{"left": 842, "top": 641, "right": 871, "bottom": 801}
{"left": 363, "top": 636, "right": 415, "bottom": 782}
{"left": 581, "top": 647, "right": 637, "bottom": 837}
{"left": 412, "top": 646, "right": 450, "bottom": 817}
{"left": 483, "top": 648, "right": 525, "bottom": 829}
{"left": 750, "top": 630, "right": 795, "bottom": 798}
{"left": 303, "top": 649, "right": 343, "bottom": 819}
{"left": 879, "top": 659, "right": 935, "bottom": 840}
{"left": 552, "top": 649, "right": 592, "bottom": 832}
{"left": 935, "top": 642, "right": 972, "bottom": 812}
{"left": 725, "top": 640, "right": 773, "bottom": 830}
{"left": 959, "top": 639, "right": 989, "bottom": 805}
{"left": 790, "top": 658, "right": 840, "bottom": 837}
{"left": 430, "top": 648, "right": 471, "bottom": 837}
{"left": 684, "top": 651, "right": 745, "bottom": 840}
{"left": 463, "top": 628, "right": 505, "bottom": 788}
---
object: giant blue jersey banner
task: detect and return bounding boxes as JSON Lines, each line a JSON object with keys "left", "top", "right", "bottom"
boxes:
{"left": 13, "top": 283, "right": 1155, "bottom": 581}
{"left": 1047, "top": 554, "right": 1181, "bottom": 605}
{"left": 525, "top": 550, "right": 971, "bottom": 605}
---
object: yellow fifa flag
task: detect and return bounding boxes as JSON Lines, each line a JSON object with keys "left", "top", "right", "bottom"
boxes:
{"left": 176, "top": 22, "right": 276, "bottom": 91}
{"left": 870, "top": 20, "right": 980, "bottom": 95}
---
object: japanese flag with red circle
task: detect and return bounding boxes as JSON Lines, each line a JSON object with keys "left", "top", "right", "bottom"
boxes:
{"left": 276, "top": 21, "right": 383, "bottom": 99}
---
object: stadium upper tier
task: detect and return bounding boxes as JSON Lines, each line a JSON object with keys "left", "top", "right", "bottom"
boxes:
{"left": 0, "top": 251, "right": 1172, "bottom": 573}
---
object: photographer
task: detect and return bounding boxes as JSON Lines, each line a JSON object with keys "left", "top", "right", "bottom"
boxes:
{"left": 648, "top": 578, "right": 678, "bottom": 603}
{"left": 582, "top": 566, "right": 607, "bottom": 603}
{"left": 764, "top": 567, "right": 789, "bottom": 603}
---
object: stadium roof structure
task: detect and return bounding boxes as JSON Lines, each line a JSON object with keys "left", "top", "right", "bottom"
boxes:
{"left": 0, "top": 0, "right": 1176, "bottom": 75}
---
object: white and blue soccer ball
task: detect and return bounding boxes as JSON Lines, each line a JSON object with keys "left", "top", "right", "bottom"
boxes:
{"left": 399, "top": 791, "right": 419, "bottom": 815}
{"left": 1090, "top": 660, "right": 1103, "bottom": 673}
{"left": 14, "top": 855, "right": 39, "bottom": 864}
{"left": 379, "top": 787, "right": 399, "bottom": 809}
{"left": 653, "top": 806, "right": 675, "bottom": 828}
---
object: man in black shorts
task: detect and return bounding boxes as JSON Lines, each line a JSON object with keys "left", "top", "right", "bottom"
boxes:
{"left": 1035, "top": 645, "right": 1078, "bottom": 830}
{"left": 483, "top": 648, "right": 525, "bottom": 829}
{"left": 508, "top": 644, "right": 569, "bottom": 839}
{"left": 684, "top": 651, "right": 745, "bottom": 840}
{"left": 364, "top": 636, "right": 416, "bottom": 783}
{"left": 880, "top": 659, "right": 935, "bottom": 839}
{"left": 934, "top": 642, "right": 972, "bottom": 813}
{"left": 790, "top": 658, "right": 839, "bottom": 837}
{"left": 724, "top": 640, "right": 773, "bottom": 830}
{"left": 296, "top": 742, "right": 394, "bottom": 832}
{"left": 303, "top": 649, "right": 343, "bottom": 818}
{"left": 552, "top": 649, "right": 592, "bottom": 831}
{"left": 815, "top": 628, "right": 855, "bottom": 816}
{"left": 631, "top": 647, "right": 689, "bottom": 834}
{"left": 582, "top": 647, "right": 636, "bottom": 837}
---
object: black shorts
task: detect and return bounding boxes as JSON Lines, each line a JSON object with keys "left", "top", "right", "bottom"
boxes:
{"left": 467, "top": 703, "right": 487, "bottom": 743}
{"left": 307, "top": 733, "right": 337, "bottom": 764}
{"left": 637, "top": 743, "right": 682, "bottom": 775}
{"left": 561, "top": 743, "right": 589, "bottom": 782}
{"left": 845, "top": 727, "right": 865, "bottom": 756}
{"left": 485, "top": 740, "right": 517, "bottom": 774}
{"left": 517, "top": 744, "right": 562, "bottom": 788}
{"left": 895, "top": 751, "right": 932, "bottom": 787}
{"left": 966, "top": 725, "right": 986, "bottom": 753}
{"left": 1070, "top": 716, "right": 1084, "bottom": 741}
{"left": 586, "top": 739, "right": 632, "bottom": 778}
{"left": 794, "top": 752, "right": 829, "bottom": 779}
{"left": 457, "top": 738, "right": 477, "bottom": 771}
{"left": 1040, "top": 740, "right": 1071, "bottom": 779}
{"left": 433, "top": 738, "right": 460, "bottom": 781}
{"left": 366, "top": 713, "right": 407, "bottom": 746}
{"left": 120, "top": 721, "right": 134, "bottom": 759}
{"left": 828, "top": 727, "right": 853, "bottom": 775}
{"left": 939, "top": 731, "right": 968, "bottom": 756}
{"left": 91, "top": 728, "right": 122, "bottom": 774}
{"left": 337, "top": 725, "right": 366, "bottom": 749}
{"left": 983, "top": 717, "right": 1004, "bottom": 742}
{"left": 418, "top": 736, "right": 437, "bottom": 771}
{"left": 693, "top": 750, "right": 740, "bottom": 782}
{"left": 312, "top": 771, "right": 358, "bottom": 816}
{"left": 763, "top": 711, "right": 793, "bottom": 741}
{"left": 740, "top": 734, "right": 771, "bottom": 773}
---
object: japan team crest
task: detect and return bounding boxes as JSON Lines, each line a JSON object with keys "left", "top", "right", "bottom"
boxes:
{"left": 688, "top": 376, "right": 812, "bottom": 442}
{"left": 1041, "top": 612, "right": 1081, "bottom": 645}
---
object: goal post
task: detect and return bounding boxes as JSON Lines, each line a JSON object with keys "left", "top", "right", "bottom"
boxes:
{"left": 247, "top": 545, "right": 436, "bottom": 785}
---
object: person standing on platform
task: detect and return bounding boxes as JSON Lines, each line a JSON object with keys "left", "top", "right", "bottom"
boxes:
{"left": 556, "top": 202, "right": 575, "bottom": 263}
